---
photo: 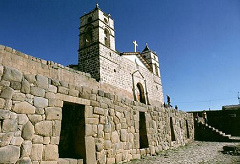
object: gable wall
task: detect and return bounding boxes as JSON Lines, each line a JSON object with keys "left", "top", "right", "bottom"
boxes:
{"left": 98, "top": 44, "right": 164, "bottom": 105}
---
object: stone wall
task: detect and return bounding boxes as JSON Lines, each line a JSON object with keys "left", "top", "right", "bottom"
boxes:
{"left": 0, "top": 45, "right": 194, "bottom": 164}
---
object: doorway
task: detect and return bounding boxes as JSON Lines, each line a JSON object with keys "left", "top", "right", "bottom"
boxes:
{"left": 170, "top": 117, "right": 176, "bottom": 141}
{"left": 139, "top": 112, "right": 149, "bottom": 148}
{"left": 59, "top": 102, "right": 86, "bottom": 162}
{"left": 186, "top": 120, "right": 190, "bottom": 139}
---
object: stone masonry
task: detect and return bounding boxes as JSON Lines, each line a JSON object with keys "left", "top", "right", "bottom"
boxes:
{"left": 0, "top": 45, "right": 194, "bottom": 163}
{"left": 78, "top": 5, "right": 164, "bottom": 106}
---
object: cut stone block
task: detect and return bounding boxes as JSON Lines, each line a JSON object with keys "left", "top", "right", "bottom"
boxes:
{"left": 0, "top": 145, "right": 20, "bottom": 163}
{"left": 34, "top": 97, "right": 48, "bottom": 108}
{"left": 2, "top": 67, "right": 22, "bottom": 82}
{"left": 35, "top": 121, "right": 52, "bottom": 136}
{"left": 13, "top": 102, "right": 35, "bottom": 114}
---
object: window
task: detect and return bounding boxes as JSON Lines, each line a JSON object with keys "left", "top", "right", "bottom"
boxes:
{"left": 87, "top": 17, "right": 92, "bottom": 22}
{"left": 84, "top": 26, "right": 93, "bottom": 46}
{"left": 136, "top": 83, "right": 146, "bottom": 104}
{"left": 104, "top": 18, "right": 108, "bottom": 23}
{"left": 104, "top": 29, "right": 110, "bottom": 48}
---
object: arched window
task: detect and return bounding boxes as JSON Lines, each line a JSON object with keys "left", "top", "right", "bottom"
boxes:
{"left": 87, "top": 17, "right": 92, "bottom": 23}
{"left": 104, "top": 18, "right": 108, "bottom": 24}
{"left": 104, "top": 29, "right": 110, "bottom": 48}
{"left": 84, "top": 26, "right": 93, "bottom": 46}
{"left": 136, "top": 83, "right": 146, "bottom": 104}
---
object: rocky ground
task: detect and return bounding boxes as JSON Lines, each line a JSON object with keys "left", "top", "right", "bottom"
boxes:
{"left": 125, "top": 141, "right": 240, "bottom": 164}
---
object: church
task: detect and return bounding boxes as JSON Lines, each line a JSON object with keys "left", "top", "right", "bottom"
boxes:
{"left": 78, "top": 4, "right": 164, "bottom": 106}
{"left": 0, "top": 4, "right": 193, "bottom": 164}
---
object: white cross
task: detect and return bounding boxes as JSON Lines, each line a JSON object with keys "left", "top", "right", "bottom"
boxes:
{"left": 133, "top": 40, "right": 138, "bottom": 52}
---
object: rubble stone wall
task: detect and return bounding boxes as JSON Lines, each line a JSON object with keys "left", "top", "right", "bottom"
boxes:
{"left": 0, "top": 45, "right": 194, "bottom": 164}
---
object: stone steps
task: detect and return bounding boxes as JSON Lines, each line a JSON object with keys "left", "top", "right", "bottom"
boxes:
{"left": 198, "top": 121, "right": 240, "bottom": 142}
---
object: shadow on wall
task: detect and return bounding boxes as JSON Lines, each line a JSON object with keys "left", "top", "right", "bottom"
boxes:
{"left": 191, "top": 110, "right": 240, "bottom": 137}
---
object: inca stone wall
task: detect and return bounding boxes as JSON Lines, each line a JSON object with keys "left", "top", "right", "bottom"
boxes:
{"left": 0, "top": 45, "right": 193, "bottom": 164}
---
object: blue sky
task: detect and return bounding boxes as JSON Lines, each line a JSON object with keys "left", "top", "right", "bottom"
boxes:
{"left": 1, "top": 0, "right": 240, "bottom": 111}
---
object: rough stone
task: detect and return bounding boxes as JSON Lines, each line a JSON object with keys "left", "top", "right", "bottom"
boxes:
{"left": 0, "top": 66, "right": 3, "bottom": 77}
{"left": 13, "top": 102, "right": 35, "bottom": 114}
{"left": 12, "top": 92, "right": 26, "bottom": 101}
{"left": 106, "top": 158, "right": 115, "bottom": 164}
{"left": 28, "top": 114, "right": 43, "bottom": 123}
{"left": 30, "top": 144, "right": 43, "bottom": 161}
{"left": 2, "top": 67, "right": 22, "bottom": 82}
{"left": 34, "top": 97, "right": 48, "bottom": 108}
{"left": 24, "top": 74, "right": 36, "bottom": 83}
{"left": 36, "top": 108, "right": 45, "bottom": 115}
{"left": 48, "top": 85, "right": 57, "bottom": 93}
{"left": 0, "top": 145, "right": 20, "bottom": 163}
{"left": 0, "top": 98, "right": 5, "bottom": 108}
{"left": 43, "top": 144, "right": 58, "bottom": 161}
{"left": 40, "top": 161, "right": 58, "bottom": 164}
{"left": 17, "top": 114, "right": 29, "bottom": 125}
{"left": 0, "top": 86, "right": 14, "bottom": 99}
{"left": 85, "top": 136, "right": 97, "bottom": 164}
{"left": 0, "top": 109, "right": 11, "bottom": 119}
{"left": 4, "top": 99, "right": 12, "bottom": 110}
{"left": 2, "top": 118, "right": 18, "bottom": 132}
{"left": 96, "top": 143, "right": 104, "bottom": 152}
{"left": 43, "top": 137, "right": 50, "bottom": 145}
{"left": 36, "top": 75, "right": 48, "bottom": 90}
{"left": 50, "top": 136, "right": 59, "bottom": 145}
{"left": 111, "top": 131, "right": 119, "bottom": 144}
{"left": 51, "top": 79, "right": 60, "bottom": 86}
{"left": 48, "top": 99, "right": 63, "bottom": 107}
{"left": 18, "top": 157, "right": 31, "bottom": 164}
{"left": 104, "top": 140, "right": 112, "bottom": 150}
{"left": 52, "top": 120, "right": 61, "bottom": 136}
{"left": 120, "top": 129, "right": 128, "bottom": 142}
{"left": 22, "top": 121, "right": 35, "bottom": 140}
{"left": 21, "top": 140, "right": 32, "bottom": 157}
{"left": 31, "top": 86, "right": 45, "bottom": 97}
{"left": 10, "top": 136, "right": 24, "bottom": 146}
{"left": 35, "top": 121, "right": 52, "bottom": 136}
{"left": 10, "top": 81, "right": 22, "bottom": 90}
{"left": 85, "top": 124, "right": 94, "bottom": 136}
{"left": 69, "top": 89, "right": 79, "bottom": 97}
{"left": 94, "top": 107, "right": 105, "bottom": 115}
{"left": 58, "top": 86, "right": 69, "bottom": 94}
{"left": 45, "top": 107, "right": 62, "bottom": 120}
{"left": 0, "top": 132, "right": 14, "bottom": 147}
{"left": 21, "top": 79, "right": 30, "bottom": 94}
{"left": 32, "top": 135, "right": 44, "bottom": 144}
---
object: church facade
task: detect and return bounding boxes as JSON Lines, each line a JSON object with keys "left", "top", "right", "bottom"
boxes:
{"left": 78, "top": 5, "right": 164, "bottom": 106}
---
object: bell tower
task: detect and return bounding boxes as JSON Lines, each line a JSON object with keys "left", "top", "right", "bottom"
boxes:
{"left": 141, "top": 44, "right": 160, "bottom": 77}
{"left": 78, "top": 4, "right": 116, "bottom": 81}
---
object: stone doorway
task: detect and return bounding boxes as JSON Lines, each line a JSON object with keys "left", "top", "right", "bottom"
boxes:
{"left": 186, "top": 120, "right": 190, "bottom": 139}
{"left": 170, "top": 117, "right": 176, "bottom": 141}
{"left": 59, "top": 102, "right": 86, "bottom": 162}
{"left": 139, "top": 112, "right": 149, "bottom": 148}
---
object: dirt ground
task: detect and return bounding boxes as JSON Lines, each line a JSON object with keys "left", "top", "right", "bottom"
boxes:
{"left": 125, "top": 141, "right": 240, "bottom": 164}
